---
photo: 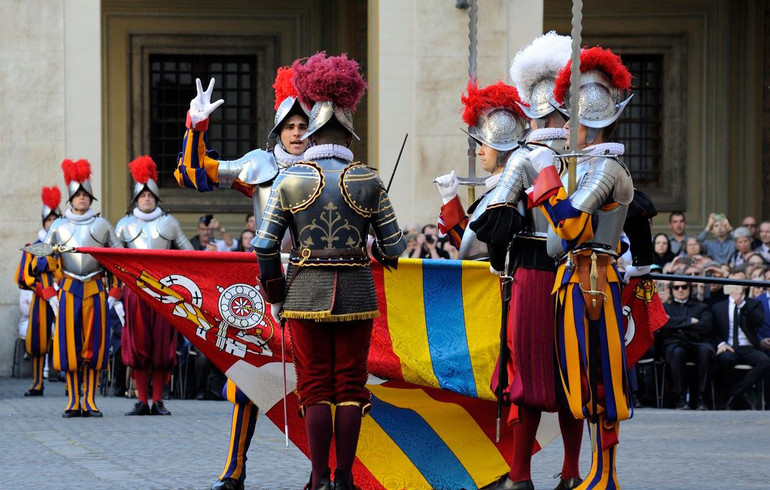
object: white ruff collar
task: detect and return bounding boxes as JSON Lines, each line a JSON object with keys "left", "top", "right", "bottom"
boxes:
{"left": 65, "top": 208, "right": 96, "bottom": 222}
{"left": 37, "top": 228, "right": 47, "bottom": 242}
{"left": 527, "top": 127, "right": 566, "bottom": 142}
{"left": 274, "top": 144, "right": 305, "bottom": 167}
{"left": 485, "top": 173, "right": 502, "bottom": 191}
{"left": 133, "top": 207, "right": 163, "bottom": 221}
{"left": 583, "top": 142, "right": 625, "bottom": 157}
{"left": 304, "top": 144, "right": 354, "bottom": 163}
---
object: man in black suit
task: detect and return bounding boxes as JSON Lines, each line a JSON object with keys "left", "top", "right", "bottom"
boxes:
{"left": 658, "top": 281, "right": 715, "bottom": 410}
{"left": 712, "top": 271, "right": 770, "bottom": 409}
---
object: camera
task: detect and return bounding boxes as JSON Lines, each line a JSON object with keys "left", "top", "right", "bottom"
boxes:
{"left": 203, "top": 214, "right": 214, "bottom": 227}
{"left": 425, "top": 234, "right": 435, "bottom": 244}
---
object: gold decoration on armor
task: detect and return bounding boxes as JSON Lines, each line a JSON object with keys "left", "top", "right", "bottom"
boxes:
{"left": 297, "top": 202, "right": 363, "bottom": 249}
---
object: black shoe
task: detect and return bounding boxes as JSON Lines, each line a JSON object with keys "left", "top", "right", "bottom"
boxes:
{"left": 304, "top": 468, "right": 332, "bottom": 490}
{"left": 82, "top": 409, "right": 103, "bottom": 418}
{"left": 695, "top": 401, "right": 708, "bottom": 411}
{"left": 62, "top": 409, "right": 81, "bottom": 418}
{"left": 481, "top": 475, "right": 534, "bottom": 490}
{"left": 151, "top": 401, "right": 171, "bottom": 415}
{"left": 333, "top": 469, "right": 355, "bottom": 490}
{"left": 125, "top": 402, "right": 151, "bottom": 416}
{"left": 726, "top": 393, "right": 754, "bottom": 410}
{"left": 24, "top": 389, "right": 44, "bottom": 397}
{"left": 195, "top": 392, "right": 206, "bottom": 401}
{"left": 554, "top": 477, "right": 583, "bottom": 490}
{"left": 210, "top": 478, "right": 244, "bottom": 490}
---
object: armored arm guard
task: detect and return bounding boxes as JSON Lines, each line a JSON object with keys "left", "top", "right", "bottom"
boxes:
{"left": 371, "top": 184, "right": 406, "bottom": 261}
{"left": 254, "top": 171, "right": 295, "bottom": 303}
{"left": 485, "top": 148, "right": 531, "bottom": 209}
{"left": 570, "top": 157, "right": 633, "bottom": 213}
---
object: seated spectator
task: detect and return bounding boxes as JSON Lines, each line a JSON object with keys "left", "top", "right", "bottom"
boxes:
{"left": 740, "top": 215, "right": 761, "bottom": 249}
{"left": 656, "top": 280, "right": 672, "bottom": 304}
{"left": 728, "top": 227, "right": 755, "bottom": 268}
{"left": 658, "top": 281, "right": 715, "bottom": 410}
{"left": 698, "top": 213, "right": 735, "bottom": 265}
{"left": 712, "top": 271, "right": 770, "bottom": 409}
{"left": 668, "top": 211, "right": 688, "bottom": 256}
{"left": 653, "top": 233, "right": 676, "bottom": 268}
{"left": 749, "top": 266, "right": 767, "bottom": 299}
{"left": 701, "top": 263, "right": 728, "bottom": 307}
{"left": 235, "top": 229, "right": 255, "bottom": 252}
{"left": 189, "top": 215, "right": 236, "bottom": 251}
{"left": 754, "top": 221, "right": 770, "bottom": 262}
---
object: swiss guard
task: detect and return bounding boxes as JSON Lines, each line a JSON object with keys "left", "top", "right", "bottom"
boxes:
{"left": 526, "top": 46, "right": 634, "bottom": 489}
{"left": 117, "top": 156, "right": 193, "bottom": 417}
{"left": 473, "top": 32, "right": 585, "bottom": 490}
{"left": 39, "top": 159, "right": 122, "bottom": 418}
{"left": 254, "top": 52, "right": 406, "bottom": 490}
{"left": 434, "top": 80, "right": 528, "bottom": 261}
{"left": 15, "top": 186, "right": 62, "bottom": 396}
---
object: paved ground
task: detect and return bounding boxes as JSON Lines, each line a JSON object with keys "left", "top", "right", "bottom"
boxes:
{"left": 1, "top": 376, "right": 768, "bottom": 489}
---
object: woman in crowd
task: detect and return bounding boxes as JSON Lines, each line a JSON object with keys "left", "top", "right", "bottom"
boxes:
{"left": 653, "top": 233, "right": 676, "bottom": 268}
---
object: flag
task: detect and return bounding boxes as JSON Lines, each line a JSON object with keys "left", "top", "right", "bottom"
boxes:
{"left": 80, "top": 248, "right": 559, "bottom": 489}
{"left": 621, "top": 277, "right": 668, "bottom": 366}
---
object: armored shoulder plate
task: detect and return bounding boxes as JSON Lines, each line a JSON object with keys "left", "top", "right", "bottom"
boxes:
{"left": 89, "top": 217, "right": 112, "bottom": 245}
{"left": 44, "top": 217, "right": 71, "bottom": 245}
{"left": 156, "top": 214, "right": 180, "bottom": 241}
{"left": 571, "top": 156, "right": 633, "bottom": 213}
{"left": 278, "top": 162, "right": 324, "bottom": 213}
{"left": 486, "top": 146, "right": 535, "bottom": 208}
{"left": 340, "top": 163, "right": 383, "bottom": 218}
{"left": 115, "top": 215, "right": 140, "bottom": 244}
{"left": 216, "top": 149, "right": 279, "bottom": 188}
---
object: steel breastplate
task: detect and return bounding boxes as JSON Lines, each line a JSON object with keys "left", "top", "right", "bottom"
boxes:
{"left": 288, "top": 159, "right": 370, "bottom": 252}
{"left": 117, "top": 215, "right": 173, "bottom": 250}
{"left": 48, "top": 217, "right": 107, "bottom": 278}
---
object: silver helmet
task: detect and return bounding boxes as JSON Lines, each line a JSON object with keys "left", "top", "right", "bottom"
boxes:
{"left": 67, "top": 179, "right": 97, "bottom": 202}
{"left": 462, "top": 108, "right": 527, "bottom": 151}
{"left": 268, "top": 96, "right": 308, "bottom": 141}
{"left": 301, "top": 101, "right": 359, "bottom": 141}
{"left": 131, "top": 179, "right": 161, "bottom": 203}
{"left": 40, "top": 186, "right": 62, "bottom": 223}
{"left": 555, "top": 70, "right": 633, "bottom": 129}
{"left": 511, "top": 31, "right": 573, "bottom": 122}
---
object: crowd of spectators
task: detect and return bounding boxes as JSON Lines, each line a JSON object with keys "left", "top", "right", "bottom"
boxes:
{"left": 634, "top": 212, "right": 770, "bottom": 411}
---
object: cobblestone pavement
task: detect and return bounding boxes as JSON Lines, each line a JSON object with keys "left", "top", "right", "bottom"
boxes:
{"left": 1, "top": 376, "right": 768, "bottom": 489}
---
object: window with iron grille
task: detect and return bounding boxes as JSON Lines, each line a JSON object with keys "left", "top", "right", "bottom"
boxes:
{"left": 149, "top": 54, "right": 259, "bottom": 187}
{"left": 614, "top": 54, "right": 663, "bottom": 186}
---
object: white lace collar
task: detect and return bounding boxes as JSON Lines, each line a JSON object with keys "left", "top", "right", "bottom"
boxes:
{"left": 274, "top": 144, "right": 305, "bottom": 167}
{"left": 583, "top": 142, "right": 625, "bottom": 157}
{"left": 65, "top": 208, "right": 96, "bottom": 222}
{"left": 527, "top": 127, "right": 566, "bottom": 143}
{"left": 133, "top": 207, "right": 163, "bottom": 221}
{"left": 485, "top": 173, "right": 502, "bottom": 191}
{"left": 303, "top": 144, "right": 354, "bottom": 163}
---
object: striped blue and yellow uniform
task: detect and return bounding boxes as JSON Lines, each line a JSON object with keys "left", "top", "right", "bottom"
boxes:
{"left": 218, "top": 379, "right": 259, "bottom": 484}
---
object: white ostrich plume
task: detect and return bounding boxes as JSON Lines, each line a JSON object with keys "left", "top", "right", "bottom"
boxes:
{"left": 511, "top": 31, "right": 572, "bottom": 105}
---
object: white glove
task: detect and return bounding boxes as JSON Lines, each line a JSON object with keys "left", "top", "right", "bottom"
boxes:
{"left": 623, "top": 265, "right": 652, "bottom": 284}
{"left": 112, "top": 301, "right": 126, "bottom": 327}
{"left": 48, "top": 296, "right": 59, "bottom": 316}
{"left": 189, "top": 78, "right": 225, "bottom": 127}
{"left": 489, "top": 265, "right": 503, "bottom": 276}
{"left": 435, "top": 170, "right": 460, "bottom": 204}
{"left": 107, "top": 296, "right": 117, "bottom": 311}
{"left": 527, "top": 147, "right": 555, "bottom": 173}
{"left": 270, "top": 302, "right": 284, "bottom": 322}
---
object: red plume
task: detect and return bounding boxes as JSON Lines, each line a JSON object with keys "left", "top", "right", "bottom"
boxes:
{"left": 41, "top": 187, "right": 61, "bottom": 210}
{"left": 61, "top": 159, "right": 92, "bottom": 185}
{"left": 291, "top": 52, "right": 367, "bottom": 111}
{"left": 554, "top": 46, "right": 632, "bottom": 104}
{"left": 461, "top": 80, "right": 525, "bottom": 127}
{"left": 273, "top": 67, "right": 298, "bottom": 110}
{"left": 128, "top": 155, "right": 158, "bottom": 184}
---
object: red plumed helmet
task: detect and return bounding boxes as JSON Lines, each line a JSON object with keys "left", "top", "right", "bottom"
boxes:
{"left": 273, "top": 67, "right": 298, "bottom": 110}
{"left": 128, "top": 155, "right": 158, "bottom": 184}
{"left": 291, "top": 52, "right": 367, "bottom": 111}
{"left": 461, "top": 80, "right": 526, "bottom": 127}
{"left": 61, "top": 158, "right": 92, "bottom": 185}
{"left": 41, "top": 186, "right": 61, "bottom": 210}
{"left": 553, "top": 46, "right": 632, "bottom": 105}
